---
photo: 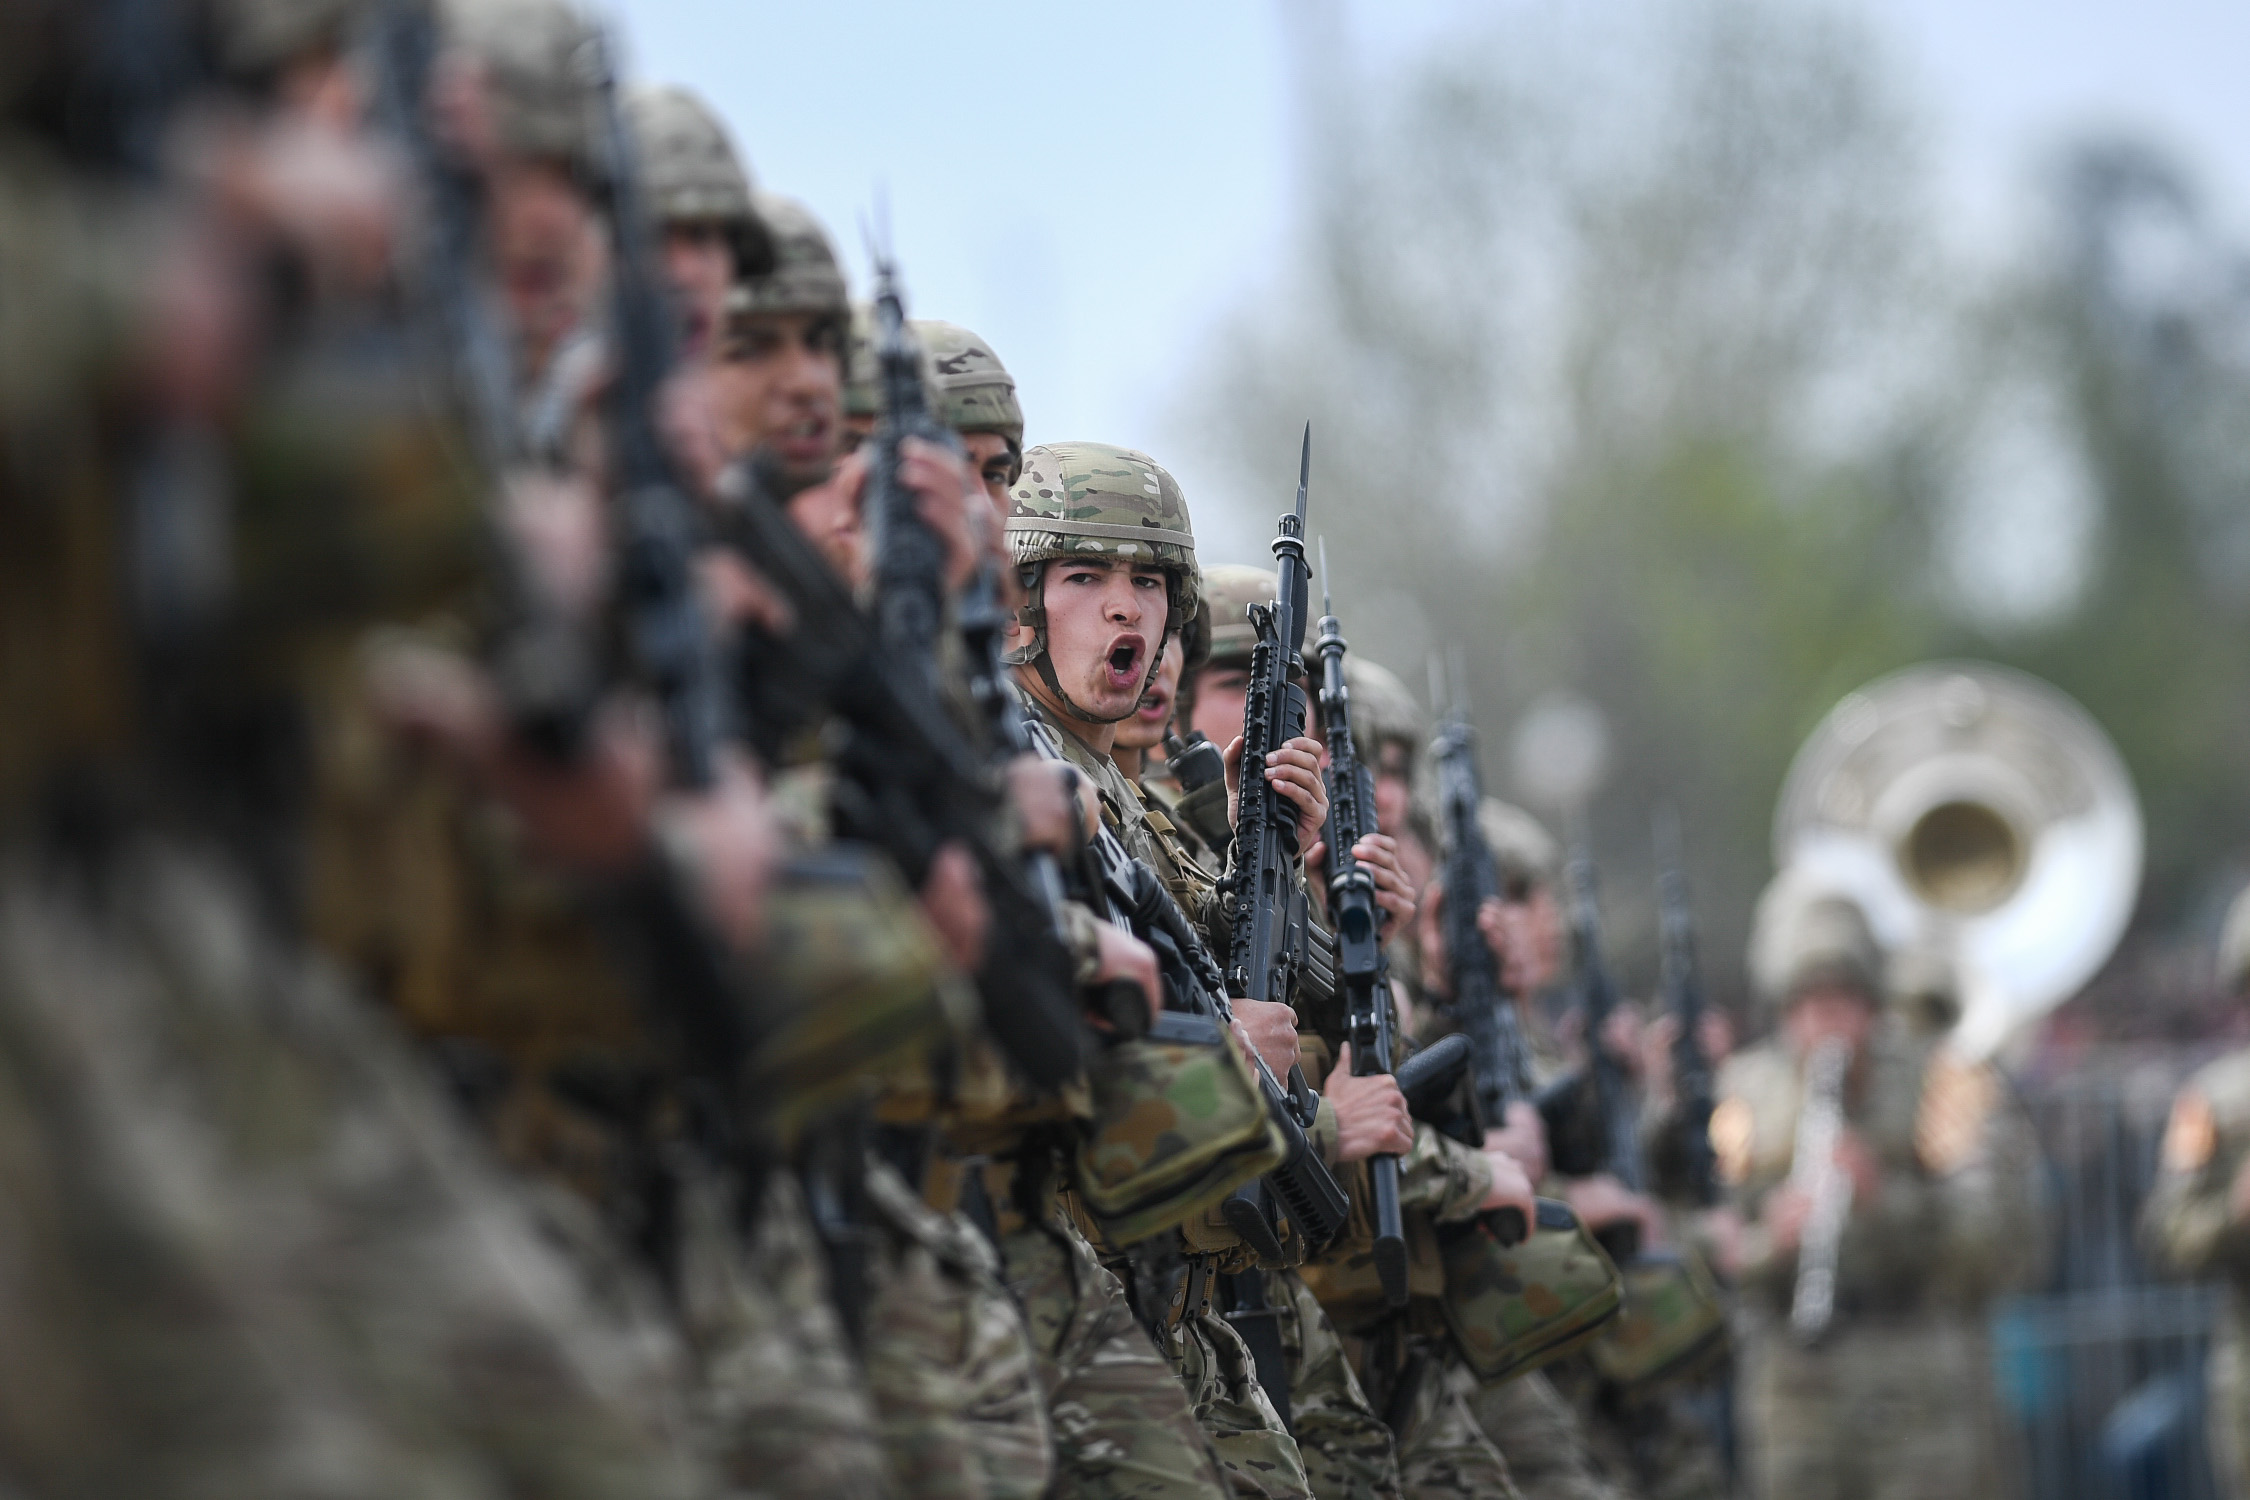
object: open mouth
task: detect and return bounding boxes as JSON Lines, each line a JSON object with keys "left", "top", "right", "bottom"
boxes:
{"left": 773, "top": 410, "right": 832, "bottom": 461}
{"left": 1103, "top": 635, "right": 1146, "bottom": 692}
{"left": 1136, "top": 680, "right": 1172, "bottom": 724}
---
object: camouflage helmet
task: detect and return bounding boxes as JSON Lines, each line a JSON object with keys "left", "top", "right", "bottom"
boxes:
{"left": 1748, "top": 870, "right": 1882, "bottom": 1014}
{"left": 2221, "top": 884, "right": 2250, "bottom": 996}
{"left": 1344, "top": 656, "right": 1428, "bottom": 756}
{"left": 622, "top": 85, "right": 775, "bottom": 278}
{"left": 441, "top": 0, "right": 604, "bottom": 182}
{"left": 212, "top": 0, "right": 362, "bottom": 80}
{"left": 1478, "top": 798, "right": 1559, "bottom": 899}
{"left": 842, "top": 302, "right": 879, "bottom": 420}
{"left": 1199, "top": 564, "right": 1277, "bottom": 670}
{"left": 911, "top": 319, "right": 1024, "bottom": 455}
{"left": 1006, "top": 442, "right": 1201, "bottom": 718}
{"left": 729, "top": 192, "right": 849, "bottom": 319}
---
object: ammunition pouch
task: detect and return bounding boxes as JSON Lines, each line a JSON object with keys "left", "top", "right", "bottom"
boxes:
{"left": 747, "top": 846, "right": 976, "bottom": 1145}
{"left": 1299, "top": 1168, "right": 1450, "bottom": 1326}
{"left": 1583, "top": 1244, "right": 1730, "bottom": 1392}
{"left": 1438, "top": 1198, "right": 1625, "bottom": 1384}
{"left": 1074, "top": 1012, "right": 1285, "bottom": 1245}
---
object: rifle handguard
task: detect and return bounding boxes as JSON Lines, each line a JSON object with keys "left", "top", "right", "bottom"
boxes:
{"left": 1396, "top": 1034, "right": 1472, "bottom": 1115}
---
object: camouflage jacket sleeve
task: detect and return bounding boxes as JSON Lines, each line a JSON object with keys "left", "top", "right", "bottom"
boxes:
{"left": 1395, "top": 1121, "right": 1494, "bottom": 1223}
{"left": 2141, "top": 1054, "right": 2250, "bottom": 1281}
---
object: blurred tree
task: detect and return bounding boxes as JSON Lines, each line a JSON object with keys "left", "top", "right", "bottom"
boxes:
{"left": 1185, "top": 0, "right": 1955, "bottom": 1001}
{"left": 1961, "top": 137, "right": 2250, "bottom": 939}
{"left": 1186, "top": 0, "right": 2250, "bottom": 1024}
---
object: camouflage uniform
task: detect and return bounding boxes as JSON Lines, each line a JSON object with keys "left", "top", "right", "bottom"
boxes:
{"left": 719, "top": 234, "right": 1065, "bottom": 1500}
{"left": 1717, "top": 886, "right": 2040, "bottom": 1500}
{"left": 2141, "top": 885, "right": 2250, "bottom": 1499}
{"left": 0, "top": 23, "right": 735, "bottom": 1489}
{"left": 1009, "top": 450, "right": 1408, "bottom": 1500}
{"left": 1393, "top": 801, "right": 1629, "bottom": 1500}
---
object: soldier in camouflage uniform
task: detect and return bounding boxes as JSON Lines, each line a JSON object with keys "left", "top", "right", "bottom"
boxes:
{"left": 701, "top": 220, "right": 1071, "bottom": 1500}
{"left": 1003, "top": 443, "right": 1314, "bottom": 1500}
{"left": 1007, "top": 446, "right": 1433, "bottom": 1500}
{"left": 914, "top": 318, "right": 1024, "bottom": 520}
{"left": 1714, "top": 880, "right": 2042, "bottom": 1500}
{"left": 322, "top": 11, "right": 925, "bottom": 1496}
{"left": 1291, "top": 651, "right": 1541, "bottom": 1500}
{"left": 0, "top": 3, "right": 775, "bottom": 1489}
{"left": 625, "top": 84, "right": 774, "bottom": 363}
{"left": 1410, "top": 805, "right": 1635, "bottom": 1500}
{"left": 2142, "top": 884, "right": 2250, "bottom": 1499}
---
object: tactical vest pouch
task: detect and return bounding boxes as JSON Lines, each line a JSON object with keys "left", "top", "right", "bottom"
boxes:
{"left": 1299, "top": 1168, "right": 1450, "bottom": 1330}
{"left": 1074, "top": 1012, "right": 1286, "bottom": 1245}
{"left": 1583, "top": 1245, "right": 1730, "bottom": 1392}
{"left": 747, "top": 847, "right": 975, "bottom": 1146}
{"left": 1439, "top": 1198, "right": 1625, "bottom": 1384}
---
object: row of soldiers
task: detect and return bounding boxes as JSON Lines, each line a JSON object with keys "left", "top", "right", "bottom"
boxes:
{"left": 0, "top": 0, "right": 2071, "bottom": 1496}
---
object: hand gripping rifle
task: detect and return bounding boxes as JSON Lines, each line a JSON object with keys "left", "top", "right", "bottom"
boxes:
{"left": 1311, "top": 545, "right": 1408, "bottom": 1307}
{"left": 1429, "top": 696, "right": 1530, "bottom": 1246}
{"left": 1215, "top": 426, "right": 1347, "bottom": 1258}
{"left": 1655, "top": 810, "right": 1718, "bottom": 1207}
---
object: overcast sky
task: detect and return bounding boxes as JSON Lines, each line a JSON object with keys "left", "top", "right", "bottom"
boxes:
{"left": 612, "top": 0, "right": 2250, "bottom": 565}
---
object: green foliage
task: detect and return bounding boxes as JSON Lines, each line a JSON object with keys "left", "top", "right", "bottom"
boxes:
{"left": 1185, "top": 0, "right": 2250, "bottom": 1010}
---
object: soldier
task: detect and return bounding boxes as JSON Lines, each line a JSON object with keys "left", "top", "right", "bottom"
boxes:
{"left": 2142, "top": 883, "right": 2250, "bottom": 1499}
{"left": 1292, "top": 653, "right": 1539, "bottom": 1500}
{"left": 1714, "top": 879, "right": 2040, "bottom": 1500}
{"left": 0, "top": 1, "right": 759, "bottom": 1489}
{"left": 624, "top": 83, "right": 773, "bottom": 362}
{"left": 1005, "top": 459, "right": 1440, "bottom": 1500}
{"left": 1413, "top": 804, "right": 1634, "bottom": 1500}
{"left": 712, "top": 191, "right": 851, "bottom": 491}
{"left": 913, "top": 318, "right": 1023, "bottom": 520}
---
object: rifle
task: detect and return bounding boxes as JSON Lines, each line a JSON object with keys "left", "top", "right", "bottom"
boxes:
{"left": 1655, "top": 810, "right": 1718, "bottom": 1207}
{"left": 1558, "top": 839, "right": 1651, "bottom": 1262}
{"left": 1223, "top": 424, "right": 1315, "bottom": 1010}
{"left": 1310, "top": 545, "right": 1407, "bottom": 1307}
{"left": 1428, "top": 696, "right": 1531, "bottom": 1245}
{"left": 1215, "top": 425, "right": 1346, "bottom": 1258}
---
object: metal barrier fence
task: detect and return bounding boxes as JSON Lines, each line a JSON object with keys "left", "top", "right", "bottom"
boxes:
{"left": 1995, "top": 1046, "right": 2227, "bottom": 1500}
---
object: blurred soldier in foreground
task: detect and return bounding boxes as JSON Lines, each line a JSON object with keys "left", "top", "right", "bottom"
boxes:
{"left": 0, "top": 0, "right": 771, "bottom": 1489}
{"left": 1713, "top": 882, "right": 2041, "bottom": 1500}
{"left": 2142, "top": 884, "right": 2250, "bottom": 1499}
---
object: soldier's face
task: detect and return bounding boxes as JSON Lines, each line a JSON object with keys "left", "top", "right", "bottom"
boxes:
{"left": 1033, "top": 559, "right": 1171, "bottom": 726}
{"left": 960, "top": 432, "right": 1018, "bottom": 524}
{"left": 1498, "top": 887, "right": 1563, "bottom": 995}
{"left": 714, "top": 312, "right": 843, "bottom": 482}
{"left": 1115, "top": 637, "right": 1185, "bottom": 753}
{"left": 1785, "top": 984, "right": 1875, "bottom": 1059}
{"left": 1186, "top": 666, "right": 1250, "bottom": 748}
{"left": 488, "top": 159, "right": 601, "bottom": 374}
{"left": 661, "top": 224, "right": 732, "bottom": 362}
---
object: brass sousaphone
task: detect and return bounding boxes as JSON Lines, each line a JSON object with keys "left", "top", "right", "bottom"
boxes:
{"left": 1771, "top": 661, "right": 2143, "bottom": 1059}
